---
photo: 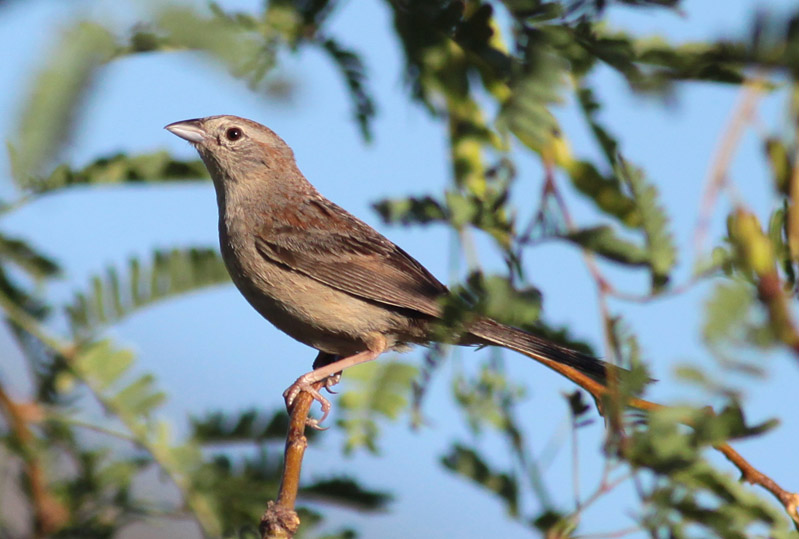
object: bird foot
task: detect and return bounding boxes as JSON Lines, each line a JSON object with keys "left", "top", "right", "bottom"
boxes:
{"left": 283, "top": 374, "right": 336, "bottom": 430}
{"left": 323, "top": 372, "right": 341, "bottom": 394}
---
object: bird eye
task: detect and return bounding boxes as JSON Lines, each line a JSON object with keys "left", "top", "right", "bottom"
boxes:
{"left": 226, "top": 127, "right": 243, "bottom": 141}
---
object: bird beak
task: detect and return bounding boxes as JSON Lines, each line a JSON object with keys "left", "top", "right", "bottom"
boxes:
{"left": 165, "top": 119, "right": 206, "bottom": 143}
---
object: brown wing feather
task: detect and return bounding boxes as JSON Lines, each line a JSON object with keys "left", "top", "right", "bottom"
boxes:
{"left": 254, "top": 200, "right": 447, "bottom": 318}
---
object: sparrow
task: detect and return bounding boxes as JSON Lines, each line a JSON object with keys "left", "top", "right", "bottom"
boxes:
{"left": 166, "top": 115, "right": 609, "bottom": 426}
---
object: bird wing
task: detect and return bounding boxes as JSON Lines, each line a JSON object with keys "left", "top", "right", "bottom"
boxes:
{"left": 254, "top": 209, "right": 447, "bottom": 318}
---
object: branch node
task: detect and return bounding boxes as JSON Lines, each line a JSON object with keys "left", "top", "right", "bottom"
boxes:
{"left": 260, "top": 501, "right": 300, "bottom": 538}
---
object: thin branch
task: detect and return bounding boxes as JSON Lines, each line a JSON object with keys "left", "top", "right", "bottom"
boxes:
{"left": 519, "top": 78, "right": 764, "bottom": 307}
{"left": 575, "top": 525, "right": 642, "bottom": 539}
{"left": 0, "top": 294, "right": 222, "bottom": 536}
{"left": 543, "top": 159, "right": 625, "bottom": 432}
{"left": 498, "top": 372, "right": 554, "bottom": 509}
{"left": 517, "top": 169, "right": 557, "bottom": 246}
{"left": 574, "top": 469, "right": 632, "bottom": 518}
{"left": 693, "top": 79, "right": 764, "bottom": 261}
{"left": 785, "top": 141, "right": 799, "bottom": 261}
{"left": 260, "top": 382, "right": 325, "bottom": 539}
{"left": 757, "top": 269, "right": 799, "bottom": 358}
{"left": 0, "top": 193, "right": 38, "bottom": 217}
{"left": 0, "top": 290, "right": 71, "bottom": 355}
{"left": 717, "top": 443, "right": 799, "bottom": 524}
{"left": 0, "top": 383, "right": 68, "bottom": 537}
{"left": 58, "top": 416, "right": 138, "bottom": 443}
{"left": 571, "top": 410, "right": 581, "bottom": 510}
{"left": 76, "top": 371, "right": 222, "bottom": 535}
{"left": 534, "top": 155, "right": 798, "bottom": 525}
{"left": 458, "top": 226, "right": 482, "bottom": 273}
{"left": 537, "top": 356, "right": 799, "bottom": 526}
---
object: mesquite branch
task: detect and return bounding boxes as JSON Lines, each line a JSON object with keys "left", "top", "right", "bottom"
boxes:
{"left": 0, "top": 383, "right": 68, "bottom": 537}
{"left": 544, "top": 357, "right": 799, "bottom": 526}
{"left": 260, "top": 382, "right": 325, "bottom": 539}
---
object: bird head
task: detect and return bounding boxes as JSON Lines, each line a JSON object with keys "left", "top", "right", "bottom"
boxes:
{"left": 165, "top": 115, "right": 297, "bottom": 186}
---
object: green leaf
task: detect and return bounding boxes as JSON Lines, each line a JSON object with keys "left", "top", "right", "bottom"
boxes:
{"left": 30, "top": 151, "right": 207, "bottom": 194}
{"left": 112, "top": 374, "right": 166, "bottom": 418}
{"left": 764, "top": 138, "right": 793, "bottom": 195}
{"left": 501, "top": 1, "right": 564, "bottom": 22}
{"left": 498, "top": 33, "right": 565, "bottom": 152}
{"left": 628, "top": 398, "right": 793, "bottom": 537}
{"left": 480, "top": 274, "right": 543, "bottom": 328}
{"left": 337, "top": 360, "right": 417, "bottom": 454}
{"left": 191, "top": 408, "right": 303, "bottom": 444}
{"left": 562, "top": 225, "right": 649, "bottom": 266}
{"left": 442, "top": 272, "right": 542, "bottom": 332}
{"left": 564, "top": 390, "right": 590, "bottom": 419}
{"left": 444, "top": 186, "right": 514, "bottom": 248}
{"left": 0, "top": 234, "right": 60, "bottom": 278}
{"left": 533, "top": 510, "right": 572, "bottom": 535}
{"left": 441, "top": 444, "right": 519, "bottom": 516}
{"left": 617, "top": 157, "right": 676, "bottom": 291}
{"left": 14, "top": 22, "right": 117, "bottom": 184}
{"left": 319, "top": 38, "right": 376, "bottom": 142}
{"left": 452, "top": 363, "right": 526, "bottom": 434}
{"left": 154, "top": 5, "right": 284, "bottom": 89}
{"left": 300, "top": 477, "right": 392, "bottom": 511}
{"left": 73, "top": 340, "right": 135, "bottom": 391}
{"left": 72, "top": 341, "right": 224, "bottom": 534}
{"left": 565, "top": 160, "right": 641, "bottom": 227}
{"left": 576, "top": 84, "right": 620, "bottom": 166}
{"left": 701, "top": 280, "right": 777, "bottom": 363}
{"left": 445, "top": 191, "right": 478, "bottom": 228}
{"left": 373, "top": 195, "right": 448, "bottom": 226}
{"left": 66, "top": 248, "right": 229, "bottom": 336}
{"left": 573, "top": 28, "right": 746, "bottom": 95}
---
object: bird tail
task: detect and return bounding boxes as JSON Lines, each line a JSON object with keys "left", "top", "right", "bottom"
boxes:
{"left": 467, "top": 318, "right": 609, "bottom": 382}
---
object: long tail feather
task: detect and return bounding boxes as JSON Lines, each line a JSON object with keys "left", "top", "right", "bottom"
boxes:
{"left": 468, "top": 318, "right": 608, "bottom": 382}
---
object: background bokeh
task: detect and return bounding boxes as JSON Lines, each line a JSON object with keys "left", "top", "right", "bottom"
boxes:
{"left": 1, "top": 0, "right": 798, "bottom": 537}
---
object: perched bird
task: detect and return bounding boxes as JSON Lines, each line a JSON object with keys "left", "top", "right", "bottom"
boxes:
{"left": 166, "top": 115, "right": 608, "bottom": 426}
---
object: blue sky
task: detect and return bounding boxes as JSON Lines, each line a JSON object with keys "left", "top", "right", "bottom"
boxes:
{"left": 1, "top": 0, "right": 798, "bottom": 537}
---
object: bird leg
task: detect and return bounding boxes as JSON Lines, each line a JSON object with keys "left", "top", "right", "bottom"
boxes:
{"left": 312, "top": 352, "right": 342, "bottom": 394}
{"left": 284, "top": 347, "right": 383, "bottom": 429}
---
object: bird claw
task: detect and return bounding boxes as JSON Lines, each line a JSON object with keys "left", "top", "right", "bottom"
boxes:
{"left": 323, "top": 372, "right": 341, "bottom": 394}
{"left": 305, "top": 417, "right": 329, "bottom": 431}
{"left": 283, "top": 375, "right": 334, "bottom": 429}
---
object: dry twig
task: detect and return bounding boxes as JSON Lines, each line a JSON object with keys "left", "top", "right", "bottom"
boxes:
{"left": 693, "top": 79, "right": 763, "bottom": 260}
{"left": 539, "top": 356, "right": 799, "bottom": 526}
{"left": 537, "top": 146, "right": 799, "bottom": 526}
{"left": 0, "top": 383, "right": 68, "bottom": 538}
{"left": 260, "top": 381, "right": 326, "bottom": 539}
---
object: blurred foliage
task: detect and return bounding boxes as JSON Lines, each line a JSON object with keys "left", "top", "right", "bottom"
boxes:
{"left": 441, "top": 443, "right": 520, "bottom": 516}
{"left": 27, "top": 151, "right": 208, "bottom": 194}
{"left": 66, "top": 248, "right": 230, "bottom": 337}
{"left": 2, "top": 0, "right": 799, "bottom": 538}
{"left": 336, "top": 360, "right": 418, "bottom": 454}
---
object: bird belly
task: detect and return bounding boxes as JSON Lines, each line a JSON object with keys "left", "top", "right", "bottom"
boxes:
{"left": 222, "top": 239, "right": 426, "bottom": 356}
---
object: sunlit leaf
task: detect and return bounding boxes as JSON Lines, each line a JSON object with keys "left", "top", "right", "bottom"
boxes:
{"left": 300, "top": 477, "right": 392, "bottom": 511}
{"left": 14, "top": 22, "right": 116, "bottom": 184}
{"left": 0, "top": 234, "right": 60, "bottom": 279}
{"left": 565, "top": 160, "right": 641, "bottom": 227}
{"left": 191, "top": 408, "right": 303, "bottom": 444}
{"left": 337, "top": 360, "right": 417, "bottom": 454}
{"left": 562, "top": 225, "right": 649, "bottom": 266}
{"left": 499, "top": 32, "right": 565, "bottom": 152}
{"left": 30, "top": 151, "right": 207, "bottom": 194}
{"left": 66, "top": 248, "right": 229, "bottom": 336}
{"left": 319, "top": 38, "right": 376, "bottom": 142}
{"left": 617, "top": 158, "right": 676, "bottom": 290}
{"left": 441, "top": 444, "right": 519, "bottom": 516}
